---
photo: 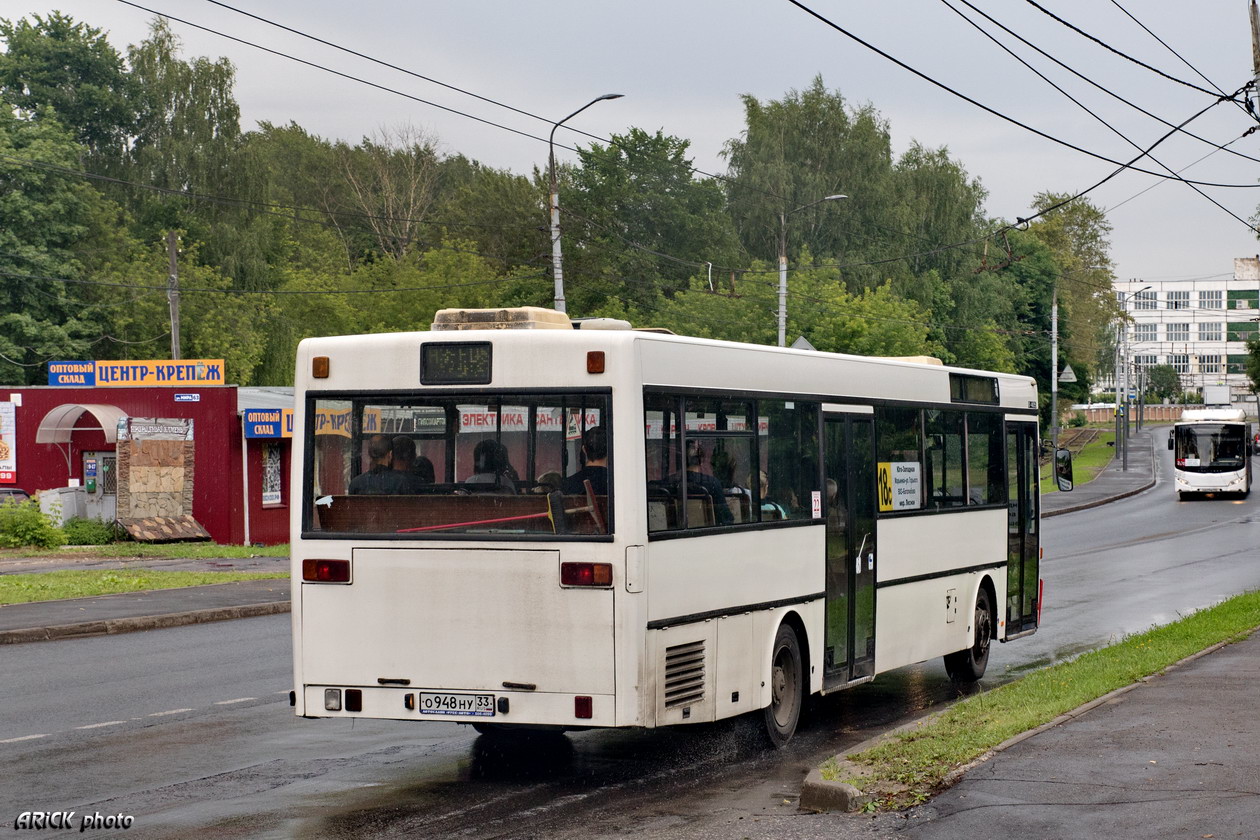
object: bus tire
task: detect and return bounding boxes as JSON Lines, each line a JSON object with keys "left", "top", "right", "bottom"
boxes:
{"left": 763, "top": 623, "right": 804, "bottom": 749}
{"left": 944, "top": 587, "right": 992, "bottom": 683}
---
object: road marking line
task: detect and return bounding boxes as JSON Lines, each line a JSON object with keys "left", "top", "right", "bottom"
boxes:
{"left": 75, "top": 721, "right": 127, "bottom": 730}
{"left": 214, "top": 697, "right": 256, "bottom": 705}
{"left": 1, "top": 734, "right": 49, "bottom": 743}
{"left": 148, "top": 708, "right": 194, "bottom": 717}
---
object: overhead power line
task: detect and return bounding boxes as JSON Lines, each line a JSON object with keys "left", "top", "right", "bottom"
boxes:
{"left": 939, "top": 0, "right": 1260, "bottom": 232}
{"left": 782, "top": 0, "right": 1257, "bottom": 188}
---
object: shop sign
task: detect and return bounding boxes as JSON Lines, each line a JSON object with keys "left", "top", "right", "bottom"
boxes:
{"left": 244, "top": 409, "right": 294, "bottom": 439}
{"left": 48, "top": 359, "right": 226, "bottom": 387}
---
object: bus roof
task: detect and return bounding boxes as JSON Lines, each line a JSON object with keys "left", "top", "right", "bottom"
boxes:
{"left": 1177, "top": 407, "right": 1247, "bottom": 423}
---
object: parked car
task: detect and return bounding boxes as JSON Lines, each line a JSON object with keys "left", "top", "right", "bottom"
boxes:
{"left": 0, "top": 487, "right": 31, "bottom": 504}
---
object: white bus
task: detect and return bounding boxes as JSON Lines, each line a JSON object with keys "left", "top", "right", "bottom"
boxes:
{"left": 290, "top": 307, "right": 1044, "bottom": 746}
{"left": 1169, "top": 407, "right": 1252, "bottom": 499}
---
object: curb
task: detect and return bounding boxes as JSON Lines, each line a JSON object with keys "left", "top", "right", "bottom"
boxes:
{"left": 0, "top": 600, "right": 290, "bottom": 645}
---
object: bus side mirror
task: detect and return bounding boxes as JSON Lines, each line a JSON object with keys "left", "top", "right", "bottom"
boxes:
{"left": 1167, "top": 434, "right": 1174, "bottom": 451}
{"left": 1054, "top": 447, "right": 1074, "bottom": 493}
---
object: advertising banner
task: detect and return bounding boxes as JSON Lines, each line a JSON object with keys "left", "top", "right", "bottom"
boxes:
{"left": 0, "top": 401, "right": 16, "bottom": 484}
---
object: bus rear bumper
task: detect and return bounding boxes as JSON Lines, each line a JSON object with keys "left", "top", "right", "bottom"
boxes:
{"left": 299, "top": 685, "right": 618, "bottom": 727}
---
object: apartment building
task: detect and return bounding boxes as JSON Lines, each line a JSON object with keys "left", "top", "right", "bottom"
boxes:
{"left": 1113, "top": 257, "right": 1260, "bottom": 400}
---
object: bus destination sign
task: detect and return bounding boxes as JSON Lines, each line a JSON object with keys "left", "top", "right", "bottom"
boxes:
{"left": 420, "top": 342, "right": 492, "bottom": 385}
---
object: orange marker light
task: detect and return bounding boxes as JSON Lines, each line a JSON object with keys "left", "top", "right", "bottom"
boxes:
{"left": 587, "top": 351, "right": 605, "bottom": 374}
{"left": 312, "top": 356, "right": 330, "bottom": 378}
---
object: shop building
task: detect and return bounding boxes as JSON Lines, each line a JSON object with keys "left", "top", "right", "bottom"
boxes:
{"left": 0, "top": 364, "right": 293, "bottom": 545}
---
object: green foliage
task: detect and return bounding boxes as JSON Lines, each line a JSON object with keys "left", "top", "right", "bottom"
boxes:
{"left": 0, "top": 12, "right": 136, "bottom": 154}
{"left": 1145, "top": 364, "right": 1182, "bottom": 402}
{"left": 0, "top": 568, "right": 284, "bottom": 605}
{"left": 0, "top": 499, "right": 66, "bottom": 548}
{"left": 1068, "top": 411, "right": 1087, "bottom": 428}
{"left": 62, "top": 516, "right": 120, "bottom": 545}
{"left": 1244, "top": 336, "right": 1260, "bottom": 395}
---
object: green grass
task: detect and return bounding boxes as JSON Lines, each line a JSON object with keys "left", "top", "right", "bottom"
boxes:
{"left": 1040, "top": 430, "right": 1115, "bottom": 493}
{"left": 0, "top": 568, "right": 287, "bottom": 605}
{"left": 827, "top": 589, "right": 1260, "bottom": 809}
{"left": 0, "top": 542, "right": 288, "bottom": 559}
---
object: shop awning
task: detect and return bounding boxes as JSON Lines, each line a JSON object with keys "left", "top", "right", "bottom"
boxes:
{"left": 35, "top": 403, "right": 129, "bottom": 444}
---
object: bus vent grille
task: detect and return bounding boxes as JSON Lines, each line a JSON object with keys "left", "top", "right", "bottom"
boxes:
{"left": 664, "top": 640, "right": 706, "bottom": 708}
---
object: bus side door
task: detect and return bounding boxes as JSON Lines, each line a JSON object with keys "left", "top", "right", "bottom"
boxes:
{"left": 822, "top": 413, "right": 876, "bottom": 688}
{"left": 1006, "top": 422, "right": 1039, "bottom": 637}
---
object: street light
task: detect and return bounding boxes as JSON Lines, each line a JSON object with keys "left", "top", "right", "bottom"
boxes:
{"left": 548, "top": 93, "right": 624, "bottom": 314}
{"left": 1117, "top": 285, "right": 1151, "bottom": 471}
{"left": 778, "top": 194, "right": 847, "bottom": 347}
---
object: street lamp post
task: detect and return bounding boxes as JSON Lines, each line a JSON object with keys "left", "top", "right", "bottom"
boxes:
{"left": 548, "top": 93, "right": 623, "bottom": 314}
{"left": 778, "top": 194, "right": 847, "bottom": 347}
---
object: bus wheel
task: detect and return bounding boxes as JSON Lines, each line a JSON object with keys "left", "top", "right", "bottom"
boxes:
{"left": 763, "top": 623, "right": 803, "bottom": 748}
{"left": 944, "top": 587, "right": 992, "bottom": 683}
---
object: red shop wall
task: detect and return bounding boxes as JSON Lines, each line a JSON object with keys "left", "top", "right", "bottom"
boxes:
{"left": 6, "top": 387, "right": 245, "bottom": 544}
{"left": 244, "top": 437, "right": 292, "bottom": 546}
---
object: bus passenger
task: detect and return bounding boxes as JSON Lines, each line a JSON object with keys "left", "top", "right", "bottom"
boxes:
{"left": 389, "top": 437, "right": 427, "bottom": 494}
{"left": 673, "top": 439, "right": 732, "bottom": 525}
{"left": 412, "top": 454, "right": 436, "bottom": 484}
{"left": 562, "top": 426, "right": 609, "bottom": 495}
{"left": 349, "top": 435, "right": 400, "bottom": 494}
{"left": 758, "top": 470, "right": 790, "bottom": 520}
{"left": 466, "top": 439, "right": 517, "bottom": 494}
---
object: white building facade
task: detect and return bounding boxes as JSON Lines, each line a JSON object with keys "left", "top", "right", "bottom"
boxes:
{"left": 1114, "top": 257, "right": 1260, "bottom": 402}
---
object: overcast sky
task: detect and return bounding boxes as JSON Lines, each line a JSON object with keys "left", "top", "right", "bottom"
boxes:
{"left": 11, "top": 0, "right": 1260, "bottom": 286}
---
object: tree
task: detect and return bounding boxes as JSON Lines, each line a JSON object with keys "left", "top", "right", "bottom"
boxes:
{"left": 1243, "top": 336, "right": 1260, "bottom": 400}
{"left": 723, "top": 76, "right": 895, "bottom": 271}
{"left": 0, "top": 107, "right": 110, "bottom": 383}
{"left": 562, "top": 127, "right": 742, "bottom": 314}
{"left": 0, "top": 12, "right": 136, "bottom": 156}
{"left": 1145, "top": 364, "right": 1182, "bottom": 402}
{"left": 1026, "top": 193, "right": 1119, "bottom": 382}
{"left": 337, "top": 124, "right": 440, "bottom": 261}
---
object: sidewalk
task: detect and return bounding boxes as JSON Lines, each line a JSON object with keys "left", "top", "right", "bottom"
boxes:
{"left": 1041, "top": 425, "right": 1157, "bottom": 517}
{"left": 884, "top": 628, "right": 1260, "bottom": 839}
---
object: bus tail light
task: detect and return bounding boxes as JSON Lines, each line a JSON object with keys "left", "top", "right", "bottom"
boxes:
{"left": 574, "top": 696, "right": 593, "bottom": 719}
{"left": 1037, "top": 579, "right": 1045, "bottom": 625}
{"left": 303, "top": 558, "right": 350, "bottom": 583}
{"left": 560, "top": 562, "right": 612, "bottom": 587}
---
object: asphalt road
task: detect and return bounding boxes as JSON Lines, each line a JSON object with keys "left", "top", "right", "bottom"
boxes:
{"left": 5, "top": 442, "right": 1259, "bottom": 839}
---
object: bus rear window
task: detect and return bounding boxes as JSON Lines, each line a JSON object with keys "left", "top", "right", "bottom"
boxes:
{"left": 305, "top": 393, "right": 611, "bottom": 537}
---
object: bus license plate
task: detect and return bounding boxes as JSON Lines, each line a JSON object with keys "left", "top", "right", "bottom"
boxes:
{"left": 419, "top": 692, "right": 495, "bottom": 717}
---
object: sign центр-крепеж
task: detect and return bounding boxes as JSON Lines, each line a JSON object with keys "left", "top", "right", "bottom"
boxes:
{"left": 48, "top": 360, "right": 226, "bottom": 387}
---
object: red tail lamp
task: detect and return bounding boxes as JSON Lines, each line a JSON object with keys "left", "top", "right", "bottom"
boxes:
{"left": 574, "top": 696, "right": 593, "bottom": 719}
{"left": 303, "top": 558, "right": 350, "bottom": 583}
{"left": 560, "top": 562, "right": 612, "bottom": 587}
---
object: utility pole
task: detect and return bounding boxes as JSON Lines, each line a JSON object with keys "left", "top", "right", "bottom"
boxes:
{"left": 1250, "top": 1, "right": 1260, "bottom": 114}
{"left": 1050, "top": 284, "right": 1060, "bottom": 449}
{"left": 166, "top": 231, "right": 181, "bottom": 360}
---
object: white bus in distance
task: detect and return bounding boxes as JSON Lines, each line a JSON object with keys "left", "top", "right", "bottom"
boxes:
{"left": 290, "top": 306, "right": 1049, "bottom": 747}
{"left": 1169, "top": 407, "right": 1252, "bottom": 499}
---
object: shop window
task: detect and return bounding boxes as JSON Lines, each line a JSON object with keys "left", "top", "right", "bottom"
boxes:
{"left": 262, "top": 443, "right": 283, "bottom": 506}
